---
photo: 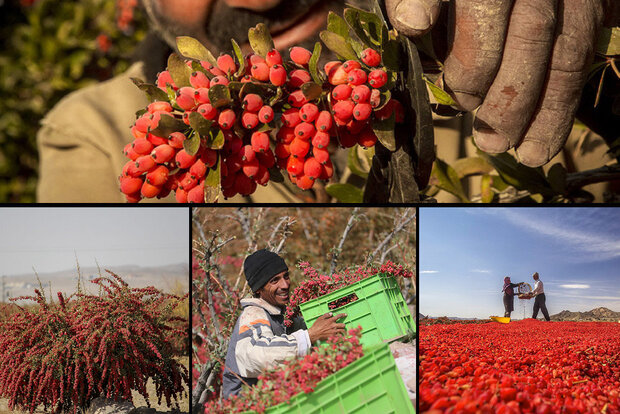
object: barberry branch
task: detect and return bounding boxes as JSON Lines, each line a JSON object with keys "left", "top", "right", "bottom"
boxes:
{"left": 367, "top": 209, "right": 415, "bottom": 265}
{"left": 330, "top": 207, "right": 361, "bottom": 274}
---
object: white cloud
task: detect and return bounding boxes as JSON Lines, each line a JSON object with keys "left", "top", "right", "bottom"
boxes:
{"left": 560, "top": 284, "right": 590, "bottom": 289}
{"left": 471, "top": 269, "right": 491, "bottom": 274}
{"left": 420, "top": 270, "right": 439, "bottom": 274}
{"left": 476, "top": 209, "right": 620, "bottom": 262}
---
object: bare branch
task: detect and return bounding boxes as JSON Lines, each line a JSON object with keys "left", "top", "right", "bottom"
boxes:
{"left": 566, "top": 164, "right": 620, "bottom": 191}
{"left": 367, "top": 209, "right": 415, "bottom": 265}
{"left": 192, "top": 207, "right": 209, "bottom": 245}
{"left": 267, "top": 216, "right": 290, "bottom": 249}
{"left": 296, "top": 208, "right": 312, "bottom": 240}
{"left": 330, "top": 207, "right": 361, "bottom": 274}
{"left": 274, "top": 218, "right": 296, "bottom": 254}
{"left": 192, "top": 361, "right": 216, "bottom": 410}
{"left": 380, "top": 244, "right": 398, "bottom": 263}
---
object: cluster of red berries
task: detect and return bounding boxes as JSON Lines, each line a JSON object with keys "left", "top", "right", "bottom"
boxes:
{"left": 284, "top": 261, "right": 413, "bottom": 326}
{"left": 121, "top": 41, "right": 405, "bottom": 202}
{"left": 204, "top": 327, "right": 364, "bottom": 414}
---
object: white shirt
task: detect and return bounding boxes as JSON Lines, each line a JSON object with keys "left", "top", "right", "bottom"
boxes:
{"left": 532, "top": 279, "right": 544, "bottom": 296}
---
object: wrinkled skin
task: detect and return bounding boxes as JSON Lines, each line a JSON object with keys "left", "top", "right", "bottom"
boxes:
{"left": 387, "top": 0, "right": 616, "bottom": 167}
{"left": 143, "top": 0, "right": 616, "bottom": 170}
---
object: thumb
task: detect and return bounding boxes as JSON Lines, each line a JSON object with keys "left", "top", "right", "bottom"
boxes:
{"left": 385, "top": 0, "right": 442, "bottom": 37}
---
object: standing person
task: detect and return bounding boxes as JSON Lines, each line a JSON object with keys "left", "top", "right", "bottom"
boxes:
{"left": 222, "top": 249, "right": 346, "bottom": 398}
{"left": 502, "top": 276, "right": 523, "bottom": 318}
{"left": 531, "top": 272, "right": 551, "bottom": 321}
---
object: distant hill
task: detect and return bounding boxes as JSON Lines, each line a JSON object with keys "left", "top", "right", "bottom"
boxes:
{"left": 2, "top": 263, "right": 188, "bottom": 302}
{"left": 551, "top": 307, "right": 620, "bottom": 322}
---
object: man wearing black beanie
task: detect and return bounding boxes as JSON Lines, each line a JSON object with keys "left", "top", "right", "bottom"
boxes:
{"left": 222, "top": 249, "right": 346, "bottom": 398}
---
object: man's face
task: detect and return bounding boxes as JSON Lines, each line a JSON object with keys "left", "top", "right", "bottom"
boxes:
{"left": 257, "top": 270, "right": 290, "bottom": 307}
{"left": 142, "top": 0, "right": 367, "bottom": 54}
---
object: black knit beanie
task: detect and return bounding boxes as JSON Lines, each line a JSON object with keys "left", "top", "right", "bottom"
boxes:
{"left": 244, "top": 249, "right": 288, "bottom": 293}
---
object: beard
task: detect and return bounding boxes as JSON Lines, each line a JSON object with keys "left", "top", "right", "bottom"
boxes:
{"left": 142, "top": 0, "right": 371, "bottom": 54}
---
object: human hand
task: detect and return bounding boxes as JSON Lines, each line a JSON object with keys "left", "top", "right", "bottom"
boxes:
{"left": 386, "top": 0, "right": 607, "bottom": 167}
{"left": 307, "top": 312, "right": 346, "bottom": 343}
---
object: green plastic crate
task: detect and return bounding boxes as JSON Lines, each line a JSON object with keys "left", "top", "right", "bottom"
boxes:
{"left": 300, "top": 273, "right": 416, "bottom": 348}
{"left": 265, "top": 343, "right": 414, "bottom": 414}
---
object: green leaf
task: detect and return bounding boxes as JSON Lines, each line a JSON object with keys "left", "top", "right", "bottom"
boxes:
{"left": 325, "top": 183, "right": 363, "bottom": 203}
{"left": 381, "top": 27, "right": 400, "bottom": 72}
{"left": 149, "top": 114, "right": 186, "bottom": 138}
{"left": 300, "top": 82, "right": 322, "bottom": 101}
{"left": 183, "top": 131, "right": 201, "bottom": 156}
{"left": 205, "top": 156, "right": 221, "bottom": 203}
{"left": 308, "top": 42, "right": 324, "bottom": 84}
{"left": 239, "top": 82, "right": 276, "bottom": 99}
{"left": 257, "top": 121, "right": 276, "bottom": 132}
{"left": 424, "top": 76, "right": 456, "bottom": 106}
{"left": 269, "top": 86, "right": 284, "bottom": 106}
{"left": 248, "top": 23, "right": 274, "bottom": 58}
{"left": 374, "top": 89, "right": 391, "bottom": 111}
{"left": 478, "top": 150, "right": 551, "bottom": 195}
{"left": 413, "top": 32, "right": 438, "bottom": 62}
{"left": 452, "top": 157, "right": 494, "bottom": 178}
{"left": 208, "top": 129, "right": 225, "bottom": 150}
{"left": 319, "top": 31, "right": 358, "bottom": 61}
{"left": 595, "top": 27, "right": 620, "bottom": 56}
{"left": 327, "top": 11, "right": 349, "bottom": 39}
{"left": 208, "top": 84, "right": 232, "bottom": 108}
{"left": 231, "top": 39, "right": 246, "bottom": 78}
{"left": 130, "top": 78, "right": 169, "bottom": 103}
{"left": 166, "top": 84, "right": 177, "bottom": 102}
{"left": 490, "top": 174, "right": 510, "bottom": 192}
{"left": 176, "top": 36, "right": 217, "bottom": 67}
{"left": 268, "top": 167, "right": 284, "bottom": 183}
{"left": 189, "top": 112, "right": 214, "bottom": 137}
{"left": 480, "top": 174, "right": 494, "bottom": 203}
{"left": 167, "top": 53, "right": 192, "bottom": 88}
{"left": 348, "top": 146, "right": 369, "bottom": 179}
{"left": 343, "top": 8, "right": 374, "bottom": 49}
{"left": 191, "top": 60, "right": 214, "bottom": 79}
{"left": 546, "top": 163, "right": 567, "bottom": 194}
{"left": 431, "top": 158, "right": 470, "bottom": 203}
{"left": 372, "top": 111, "right": 396, "bottom": 151}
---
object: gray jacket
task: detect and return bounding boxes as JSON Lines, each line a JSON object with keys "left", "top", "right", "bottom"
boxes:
{"left": 222, "top": 297, "right": 309, "bottom": 398}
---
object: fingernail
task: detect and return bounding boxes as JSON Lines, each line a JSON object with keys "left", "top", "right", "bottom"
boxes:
{"left": 515, "top": 140, "right": 549, "bottom": 167}
{"left": 451, "top": 92, "right": 482, "bottom": 112}
{"left": 395, "top": 1, "right": 431, "bottom": 31}
{"left": 473, "top": 127, "right": 510, "bottom": 154}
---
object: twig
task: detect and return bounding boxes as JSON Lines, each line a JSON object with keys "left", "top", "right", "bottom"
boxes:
{"left": 330, "top": 207, "right": 360, "bottom": 274}
{"left": 192, "top": 361, "right": 216, "bottom": 410}
{"left": 274, "top": 218, "right": 296, "bottom": 254}
{"left": 367, "top": 209, "right": 415, "bottom": 264}
{"left": 296, "top": 208, "right": 312, "bottom": 240}
{"left": 566, "top": 164, "right": 620, "bottom": 191}
{"left": 267, "top": 216, "right": 290, "bottom": 249}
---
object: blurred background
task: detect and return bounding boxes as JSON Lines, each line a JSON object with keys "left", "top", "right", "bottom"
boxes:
{"left": 0, "top": 0, "right": 148, "bottom": 202}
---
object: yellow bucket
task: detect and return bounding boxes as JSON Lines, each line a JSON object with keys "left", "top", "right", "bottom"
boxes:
{"left": 490, "top": 316, "right": 511, "bottom": 324}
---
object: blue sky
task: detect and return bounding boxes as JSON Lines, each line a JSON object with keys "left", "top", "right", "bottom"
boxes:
{"left": 0, "top": 207, "right": 189, "bottom": 276}
{"left": 420, "top": 207, "right": 620, "bottom": 319}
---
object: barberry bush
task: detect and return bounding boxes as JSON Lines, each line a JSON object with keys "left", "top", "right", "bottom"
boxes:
{"left": 204, "top": 327, "right": 364, "bottom": 414}
{"left": 120, "top": 6, "right": 412, "bottom": 203}
{"left": 0, "top": 270, "right": 189, "bottom": 413}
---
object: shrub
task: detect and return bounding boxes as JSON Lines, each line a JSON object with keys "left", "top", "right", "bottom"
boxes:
{"left": 0, "top": 270, "right": 189, "bottom": 413}
{"left": 204, "top": 327, "right": 364, "bottom": 414}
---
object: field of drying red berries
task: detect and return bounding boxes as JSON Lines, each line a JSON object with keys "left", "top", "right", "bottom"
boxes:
{"left": 419, "top": 319, "right": 620, "bottom": 413}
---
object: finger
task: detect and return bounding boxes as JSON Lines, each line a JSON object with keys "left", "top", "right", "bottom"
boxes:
{"left": 333, "top": 313, "right": 347, "bottom": 321}
{"left": 443, "top": 0, "right": 514, "bottom": 111}
{"left": 473, "top": 0, "right": 558, "bottom": 153}
{"left": 322, "top": 312, "right": 333, "bottom": 319}
{"left": 334, "top": 323, "right": 346, "bottom": 330}
{"left": 385, "top": 0, "right": 442, "bottom": 37}
{"left": 515, "top": 0, "right": 603, "bottom": 167}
